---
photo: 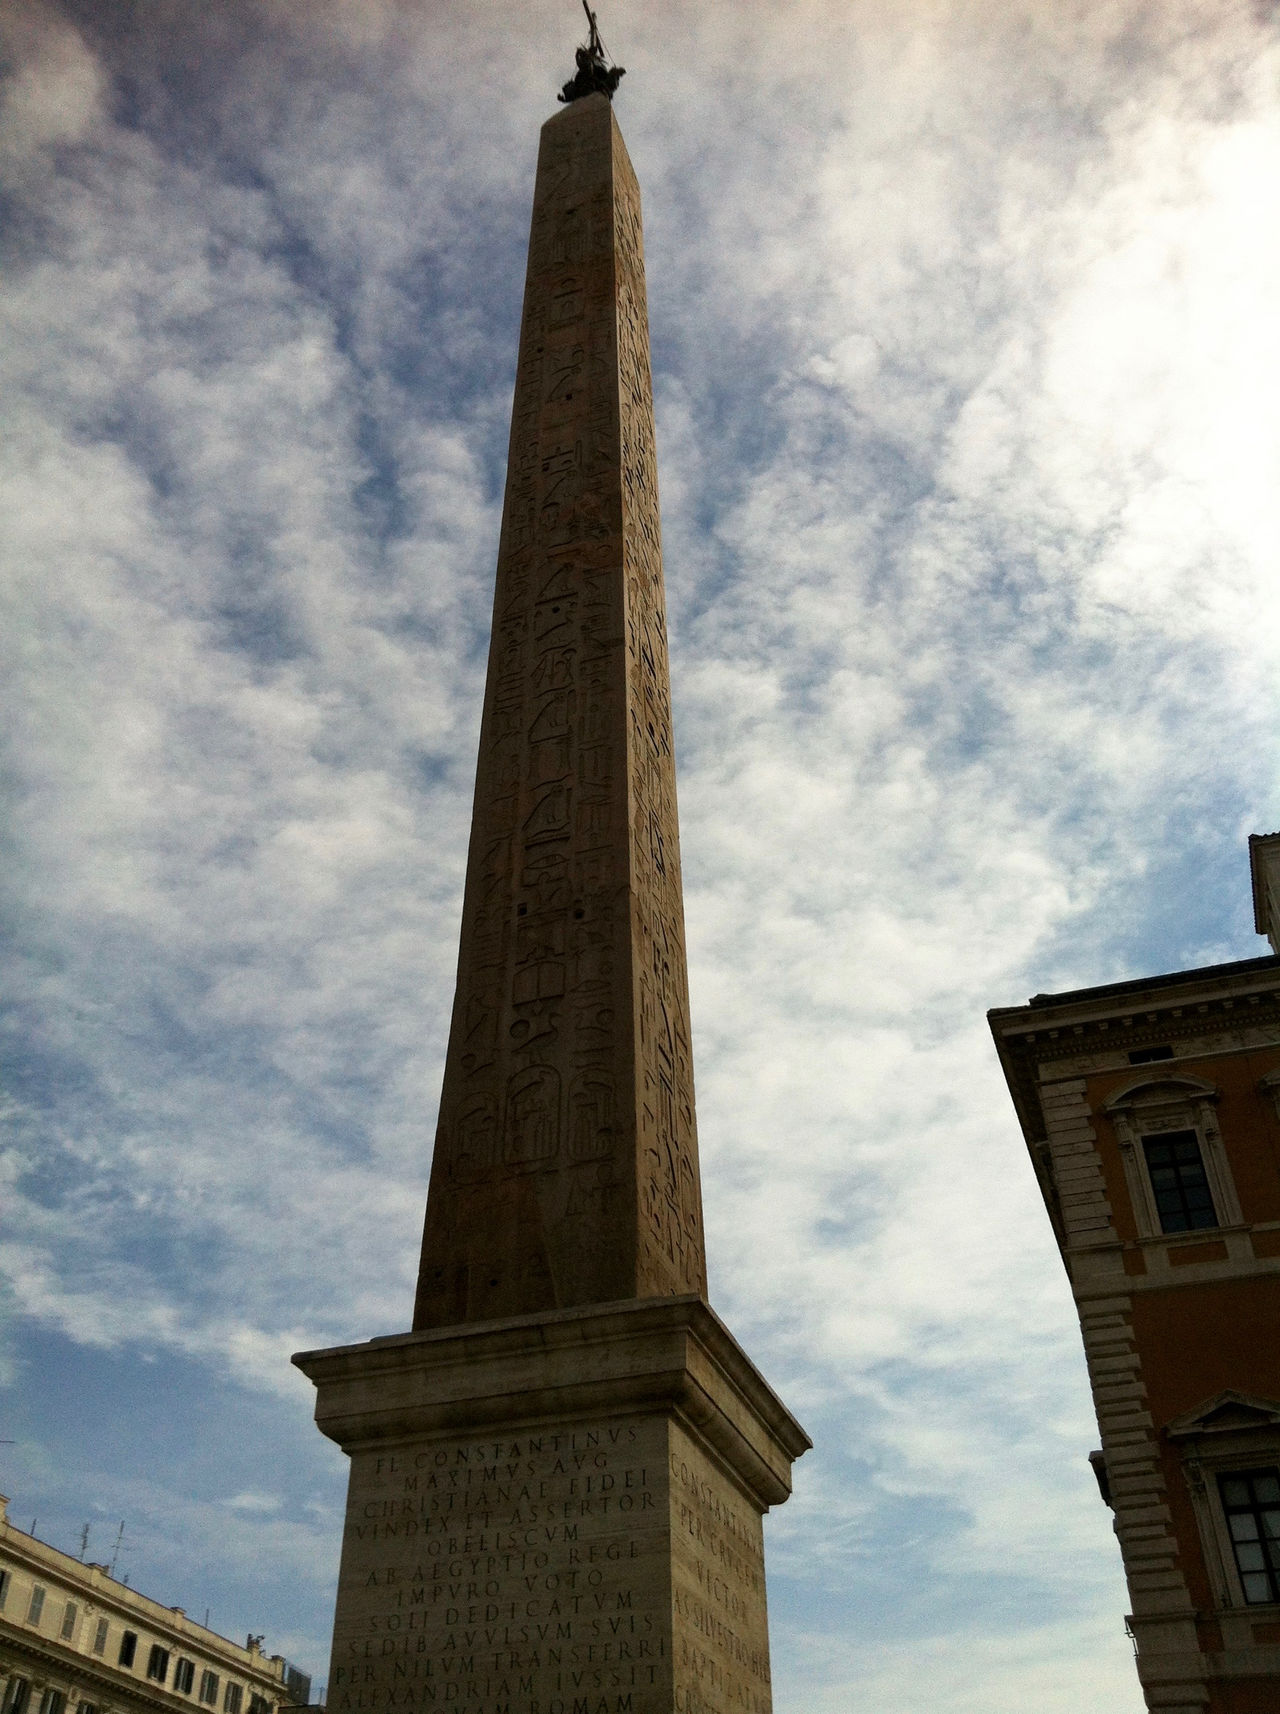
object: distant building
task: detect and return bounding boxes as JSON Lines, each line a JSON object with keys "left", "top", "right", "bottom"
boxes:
{"left": 0, "top": 1497, "right": 311, "bottom": 1714}
{"left": 990, "top": 837, "right": 1280, "bottom": 1714}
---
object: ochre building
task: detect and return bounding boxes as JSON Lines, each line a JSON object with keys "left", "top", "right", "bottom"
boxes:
{"left": 0, "top": 1497, "right": 304, "bottom": 1714}
{"left": 990, "top": 835, "right": 1280, "bottom": 1714}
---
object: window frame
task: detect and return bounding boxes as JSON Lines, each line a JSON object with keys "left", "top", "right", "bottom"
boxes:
{"left": 198, "top": 1671, "right": 220, "bottom": 1706}
{"left": 1170, "top": 1392, "right": 1280, "bottom": 1613}
{"left": 59, "top": 1600, "right": 78, "bottom": 1642}
{"left": 92, "top": 1616, "right": 109, "bottom": 1656}
{"left": 174, "top": 1660, "right": 196, "bottom": 1696}
{"left": 1217, "top": 1467, "right": 1280, "bottom": 1604}
{"left": 1104, "top": 1076, "right": 1241, "bottom": 1240}
{"left": 1141, "top": 1129, "right": 1218, "bottom": 1233}
{"left": 26, "top": 1587, "right": 45, "bottom": 1626}
{"left": 223, "top": 1683, "right": 243, "bottom": 1714}
{"left": 147, "top": 1645, "right": 171, "bottom": 1685}
{"left": 118, "top": 1631, "right": 138, "bottom": 1669}
{"left": 3, "top": 1680, "right": 30, "bottom": 1714}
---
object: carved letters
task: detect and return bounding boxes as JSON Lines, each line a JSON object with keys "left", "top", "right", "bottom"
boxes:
{"left": 329, "top": 1419, "right": 772, "bottom": 1714}
{"left": 329, "top": 1421, "right": 667, "bottom": 1714}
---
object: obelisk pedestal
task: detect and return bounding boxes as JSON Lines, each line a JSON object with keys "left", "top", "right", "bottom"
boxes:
{"left": 296, "top": 50, "right": 808, "bottom": 1714}
{"left": 295, "top": 1299, "right": 807, "bottom": 1714}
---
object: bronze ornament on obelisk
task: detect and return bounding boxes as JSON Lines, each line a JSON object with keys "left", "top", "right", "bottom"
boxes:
{"left": 295, "top": 21, "right": 809, "bottom": 1714}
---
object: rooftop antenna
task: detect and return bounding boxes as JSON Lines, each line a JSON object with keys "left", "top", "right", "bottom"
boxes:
{"left": 79, "top": 1522, "right": 91, "bottom": 1561}
{"left": 109, "top": 1519, "right": 127, "bottom": 1577}
{"left": 558, "top": 0, "right": 625, "bottom": 104}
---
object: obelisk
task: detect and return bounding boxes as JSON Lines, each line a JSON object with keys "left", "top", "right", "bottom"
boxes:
{"left": 295, "top": 22, "right": 809, "bottom": 1714}
{"left": 412, "top": 48, "right": 704, "bottom": 1332}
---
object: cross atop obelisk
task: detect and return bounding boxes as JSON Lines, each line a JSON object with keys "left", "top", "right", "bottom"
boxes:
{"left": 412, "top": 19, "right": 705, "bottom": 1329}
{"left": 558, "top": 0, "right": 626, "bottom": 104}
{"left": 295, "top": 33, "right": 808, "bottom": 1714}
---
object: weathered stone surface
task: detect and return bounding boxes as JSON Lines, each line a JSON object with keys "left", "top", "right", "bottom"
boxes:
{"left": 294, "top": 1299, "right": 808, "bottom": 1714}
{"left": 412, "top": 93, "right": 705, "bottom": 1329}
{"left": 295, "top": 82, "right": 811, "bottom": 1714}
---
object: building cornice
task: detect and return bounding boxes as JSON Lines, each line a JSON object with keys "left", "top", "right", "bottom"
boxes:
{"left": 0, "top": 1524, "right": 285, "bottom": 1688}
{"left": 988, "top": 958, "right": 1280, "bottom": 1146}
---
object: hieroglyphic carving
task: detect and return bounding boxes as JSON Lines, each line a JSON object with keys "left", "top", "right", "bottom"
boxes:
{"left": 608, "top": 134, "right": 706, "bottom": 1302}
{"left": 414, "top": 92, "right": 706, "bottom": 1330}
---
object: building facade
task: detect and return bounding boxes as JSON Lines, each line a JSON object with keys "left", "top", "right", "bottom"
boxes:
{"left": 989, "top": 838, "right": 1280, "bottom": 1714}
{"left": 0, "top": 1498, "right": 306, "bottom": 1714}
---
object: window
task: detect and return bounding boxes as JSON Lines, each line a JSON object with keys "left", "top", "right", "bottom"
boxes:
{"left": 27, "top": 1586, "right": 45, "bottom": 1625}
{"left": 0, "top": 1568, "right": 8, "bottom": 1610}
{"left": 78, "top": 1702, "right": 98, "bottom": 1714}
{"left": 38, "top": 1693, "right": 65, "bottom": 1714}
{"left": 60, "top": 1600, "right": 78, "bottom": 1641}
{"left": 3, "top": 1679, "right": 30, "bottom": 1714}
{"left": 174, "top": 1660, "right": 195, "bottom": 1695}
{"left": 224, "top": 1684, "right": 243, "bottom": 1714}
{"left": 248, "top": 1698, "right": 270, "bottom": 1714}
{"left": 1169, "top": 1393, "right": 1280, "bottom": 1609}
{"left": 92, "top": 1617, "right": 109, "bottom": 1656}
{"left": 1105, "top": 1076, "right": 1241, "bottom": 1241}
{"left": 199, "top": 1672, "right": 220, "bottom": 1705}
{"left": 1143, "top": 1130, "right": 1218, "bottom": 1232}
{"left": 118, "top": 1630, "right": 138, "bottom": 1668}
{"left": 1219, "top": 1469, "right": 1280, "bottom": 1604}
{"left": 147, "top": 1645, "right": 171, "bottom": 1684}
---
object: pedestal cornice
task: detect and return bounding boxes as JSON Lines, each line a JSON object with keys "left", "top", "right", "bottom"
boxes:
{"left": 294, "top": 1294, "right": 809, "bottom": 1513}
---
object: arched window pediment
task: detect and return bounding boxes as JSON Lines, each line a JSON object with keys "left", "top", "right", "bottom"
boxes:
{"left": 1168, "top": 1390, "right": 1280, "bottom": 1440}
{"left": 1105, "top": 1075, "right": 1239, "bottom": 1236}
{"left": 1104, "top": 1074, "right": 1220, "bottom": 1115}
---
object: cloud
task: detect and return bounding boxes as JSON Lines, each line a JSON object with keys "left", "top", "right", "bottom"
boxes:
{"left": 225, "top": 1492, "right": 282, "bottom": 1515}
{"left": 0, "top": 0, "right": 103, "bottom": 172}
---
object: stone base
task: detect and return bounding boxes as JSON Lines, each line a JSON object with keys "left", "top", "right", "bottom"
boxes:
{"left": 293, "top": 1296, "right": 809, "bottom": 1714}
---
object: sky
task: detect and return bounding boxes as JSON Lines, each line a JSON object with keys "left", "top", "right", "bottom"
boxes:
{"left": 2, "top": 0, "right": 1279, "bottom": 1709}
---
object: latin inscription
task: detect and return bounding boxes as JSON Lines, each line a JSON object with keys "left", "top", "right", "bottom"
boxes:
{"left": 327, "top": 1418, "right": 775, "bottom": 1714}
{"left": 329, "top": 1420, "right": 670, "bottom": 1714}
{"left": 669, "top": 1426, "right": 772, "bottom": 1714}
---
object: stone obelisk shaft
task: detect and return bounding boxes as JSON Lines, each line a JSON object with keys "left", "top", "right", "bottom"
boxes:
{"left": 414, "top": 93, "right": 705, "bottom": 1328}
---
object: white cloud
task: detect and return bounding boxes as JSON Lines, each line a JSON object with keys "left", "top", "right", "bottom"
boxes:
{"left": 0, "top": 0, "right": 103, "bottom": 173}
{"left": 225, "top": 1492, "right": 282, "bottom": 1515}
